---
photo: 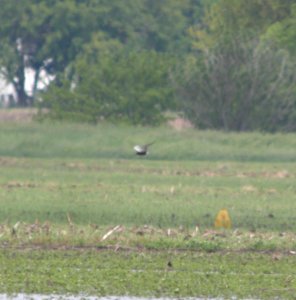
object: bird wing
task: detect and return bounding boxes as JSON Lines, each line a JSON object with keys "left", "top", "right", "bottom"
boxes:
{"left": 144, "top": 141, "right": 155, "bottom": 148}
{"left": 134, "top": 145, "right": 144, "bottom": 152}
{"left": 134, "top": 141, "right": 155, "bottom": 153}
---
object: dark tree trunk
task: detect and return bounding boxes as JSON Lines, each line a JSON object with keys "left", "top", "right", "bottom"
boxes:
{"left": 14, "top": 54, "right": 29, "bottom": 107}
{"left": 32, "top": 68, "right": 40, "bottom": 99}
{"left": 15, "top": 85, "right": 28, "bottom": 107}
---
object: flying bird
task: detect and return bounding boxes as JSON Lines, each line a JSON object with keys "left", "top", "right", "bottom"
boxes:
{"left": 133, "top": 142, "right": 155, "bottom": 156}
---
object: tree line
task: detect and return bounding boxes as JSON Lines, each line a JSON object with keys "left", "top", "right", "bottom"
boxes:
{"left": 0, "top": 0, "right": 295, "bottom": 131}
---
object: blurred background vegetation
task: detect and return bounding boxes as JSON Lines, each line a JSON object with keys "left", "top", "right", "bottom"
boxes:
{"left": 0, "top": 0, "right": 296, "bottom": 131}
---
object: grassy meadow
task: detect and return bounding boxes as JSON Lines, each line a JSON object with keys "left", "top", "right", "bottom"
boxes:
{"left": 0, "top": 114, "right": 296, "bottom": 298}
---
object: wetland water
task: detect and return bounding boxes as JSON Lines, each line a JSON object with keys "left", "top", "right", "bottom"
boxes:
{"left": 0, "top": 295, "right": 244, "bottom": 300}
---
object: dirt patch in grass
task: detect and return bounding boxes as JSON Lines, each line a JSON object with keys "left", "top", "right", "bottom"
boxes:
{"left": 0, "top": 108, "right": 37, "bottom": 123}
{"left": 168, "top": 117, "right": 193, "bottom": 131}
{"left": 56, "top": 162, "right": 296, "bottom": 179}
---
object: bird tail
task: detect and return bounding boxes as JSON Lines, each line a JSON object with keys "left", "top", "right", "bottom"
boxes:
{"left": 146, "top": 141, "right": 155, "bottom": 147}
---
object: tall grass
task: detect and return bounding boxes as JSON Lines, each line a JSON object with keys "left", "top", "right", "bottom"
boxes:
{"left": 0, "top": 121, "right": 296, "bottom": 161}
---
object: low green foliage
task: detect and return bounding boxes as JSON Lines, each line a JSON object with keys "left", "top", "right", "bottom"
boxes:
{"left": 1, "top": 249, "right": 296, "bottom": 299}
{"left": 42, "top": 51, "right": 175, "bottom": 125}
{"left": 176, "top": 38, "right": 296, "bottom": 131}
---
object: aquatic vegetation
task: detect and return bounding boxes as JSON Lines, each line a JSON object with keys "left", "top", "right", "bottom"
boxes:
{"left": 0, "top": 249, "right": 296, "bottom": 299}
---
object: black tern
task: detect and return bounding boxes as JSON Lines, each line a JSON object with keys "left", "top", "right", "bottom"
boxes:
{"left": 133, "top": 142, "right": 155, "bottom": 155}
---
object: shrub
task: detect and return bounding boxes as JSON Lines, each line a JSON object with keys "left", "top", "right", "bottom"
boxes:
{"left": 174, "top": 37, "right": 296, "bottom": 132}
{"left": 41, "top": 51, "right": 175, "bottom": 125}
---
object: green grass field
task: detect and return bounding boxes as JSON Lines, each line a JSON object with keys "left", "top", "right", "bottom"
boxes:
{"left": 0, "top": 119, "right": 296, "bottom": 298}
{"left": 1, "top": 120, "right": 296, "bottom": 162}
{"left": 0, "top": 156, "right": 296, "bottom": 231}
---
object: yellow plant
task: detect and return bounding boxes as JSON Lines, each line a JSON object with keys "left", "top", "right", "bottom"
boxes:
{"left": 214, "top": 209, "right": 232, "bottom": 229}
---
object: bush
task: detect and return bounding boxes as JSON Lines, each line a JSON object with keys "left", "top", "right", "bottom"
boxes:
{"left": 174, "top": 37, "right": 296, "bottom": 132}
{"left": 41, "top": 51, "right": 175, "bottom": 125}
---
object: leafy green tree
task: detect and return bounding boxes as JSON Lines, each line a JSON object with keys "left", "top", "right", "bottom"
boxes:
{"left": 90, "top": 0, "right": 200, "bottom": 53}
{"left": 178, "top": 0, "right": 296, "bottom": 132}
{"left": 138, "top": 0, "right": 192, "bottom": 52}
{"left": 175, "top": 35, "right": 296, "bottom": 131}
{"left": 0, "top": 0, "right": 37, "bottom": 106}
{"left": 190, "top": 0, "right": 295, "bottom": 51}
{"left": 264, "top": 3, "right": 296, "bottom": 56}
{"left": 0, "top": 0, "right": 204, "bottom": 108}
{"left": 0, "top": 0, "right": 98, "bottom": 106}
{"left": 41, "top": 51, "right": 175, "bottom": 125}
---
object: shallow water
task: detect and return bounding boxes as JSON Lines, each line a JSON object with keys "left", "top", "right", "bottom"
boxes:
{"left": 0, "top": 295, "right": 230, "bottom": 300}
